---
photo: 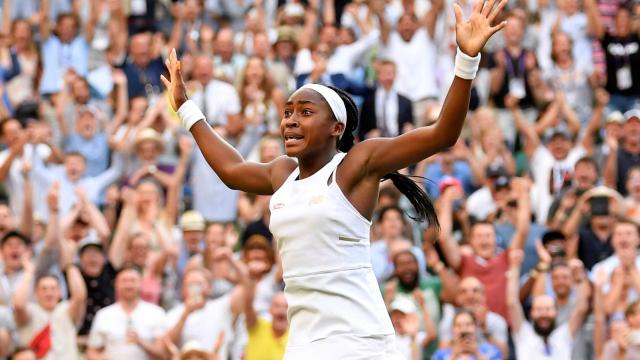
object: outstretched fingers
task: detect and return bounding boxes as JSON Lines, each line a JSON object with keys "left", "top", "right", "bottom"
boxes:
{"left": 488, "top": 0, "right": 508, "bottom": 23}
{"left": 453, "top": 3, "right": 464, "bottom": 25}
{"left": 489, "top": 20, "right": 508, "bottom": 35}
{"left": 481, "top": 0, "right": 497, "bottom": 16}
{"left": 472, "top": 0, "right": 483, "bottom": 14}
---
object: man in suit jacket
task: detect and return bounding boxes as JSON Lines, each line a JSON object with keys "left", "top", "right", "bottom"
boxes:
{"left": 358, "top": 60, "right": 414, "bottom": 140}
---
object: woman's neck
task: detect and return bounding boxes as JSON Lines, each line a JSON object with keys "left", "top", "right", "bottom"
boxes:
{"left": 297, "top": 151, "right": 337, "bottom": 179}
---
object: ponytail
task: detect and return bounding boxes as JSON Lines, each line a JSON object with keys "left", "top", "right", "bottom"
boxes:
{"left": 327, "top": 86, "right": 439, "bottom": 228}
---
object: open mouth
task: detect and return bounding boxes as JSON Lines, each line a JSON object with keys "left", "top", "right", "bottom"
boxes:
{"left": 284, "top": 135, "right": 303, "bottom": 145}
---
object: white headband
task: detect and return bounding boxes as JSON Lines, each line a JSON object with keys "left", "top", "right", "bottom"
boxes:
{"left": 297, "top": 84, "right": 347, "bottom": 138}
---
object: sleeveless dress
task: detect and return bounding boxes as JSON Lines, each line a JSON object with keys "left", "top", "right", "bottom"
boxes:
{"left": 269, "top": 152, "right": 403, "bottom": 359}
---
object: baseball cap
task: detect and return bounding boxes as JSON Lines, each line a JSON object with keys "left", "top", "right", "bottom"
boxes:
{"left": 179, "top": 210, "right": 206, "bottom": 232}
{"left": 606, "top": 111, "right": 625, "bottom": 124}
{"left": 624, "top": 109, "right": 640, "bottom": 123}
{"left": 543, "top": 127, "right": 573, "bottom": 143}
{"left": 78, "top": 234, "right": 103, "bottom": 254}
{"left": 486, "top": 164, "right": 508, "bottom": 178}
{"left": 389, "top": 297, "right": 417, "bottom": 314}
{"left": 495, "top": 175, "right": 510, "bottom": 189}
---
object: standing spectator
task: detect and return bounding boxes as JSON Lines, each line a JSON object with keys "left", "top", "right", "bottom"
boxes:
{"left": 243, "top": 281, "right": 288, "bottom": 360}
{"left": 358, "top": 60, "right": 413, "bottom": 140}
{"left": 38, "top": 0, "right": 89, "bottom": 95}
{"left": 165, "top": 265, "right": 246, "bottom": 360}
{"left": 0, "top": 231, "right": 29, "bottom": 306}
{"left": 507, "top": 250, "right": 591, "bottom": 359}
{"left": 438, "top": 178, "right": 530, "bottom": 320}
{"left": 438, "top": 276, "right": 509, "bottom": 356}
{"left": 4, "top": 19, "right": 38, "bottom": 110}
{"left": 378, "top": 0, "right": 443, "bottom": 123}
{"left": 213, "top": 27, "right": 247, "bottom": 84}
{"left": 189, "top": 54, "right": 242, "bottom": 129}
{"left": 13, "top": 258, "right": 86, "bottom": 359}
{"left": 432, "top": 310, "right": 502, "bottom": 360}
{"left": 605, "top": 110, "right": 640, "bottom": 195}
{"left": 388, "top": 296, "right": 435, "bottom": 360}
{"left": 510, "top": 94, "right": 594, "bottom": 223}
{"left": 488, "top": 12, "right": 543, "bottom": 144}
{"left": 87, "top": 267, "right": 166, "bottom": 360}
{"left": 601, "top": 300, "right": 640, "bottom": 358}
{"left": 121, "top": 32, "right": 165, "bottom": 99}
{"left": 586, "top": 0, "right": 640, "bottom": 112}
{"left": 465, "top": 164, "right": 511, "bottom": 221}
{"left": 176, "top": 210, "right": 205, "bottom": 283}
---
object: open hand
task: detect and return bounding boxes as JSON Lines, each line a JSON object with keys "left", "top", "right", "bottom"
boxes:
{"left": 160, "top": 49, "right": 188, "bottom": 112}
{"left": 454, "top": 0, "right": 508, "bottom": 57}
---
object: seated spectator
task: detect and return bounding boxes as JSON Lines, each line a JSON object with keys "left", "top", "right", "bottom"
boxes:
{"left": 438, "top": 178, "right": 530, "bottom": 320}
{"left": 87, "top": 267, "right": 166, "bottom": 360}
{"left": 508, "top": 250, "right": 591, "bottom": 359}
{"left": 165, "top": 265, "right": 246, "bottom": 360}
{"left": 421, "top": 142, "right": 479, "bottom": 199}
{"left": 13, "top": 258, "right": 86, "bottom": 359}
{"left": 358, "top": 60, "right": 413, "bottom": 140}
{"left": 438, "top": 277, "right": 508, "bottom": 356}
{"left": 432, "top": 310, "right": 502, "bottom": 360}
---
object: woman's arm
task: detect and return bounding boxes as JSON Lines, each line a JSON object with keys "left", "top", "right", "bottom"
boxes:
{"left": 161, "top": 50, "right": 296, "bottom": 195}
{"left": 349, "top": 1, "right": 507, "bottom": 178}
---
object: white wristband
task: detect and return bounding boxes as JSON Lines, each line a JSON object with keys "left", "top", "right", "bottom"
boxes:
{"left": 177, "top": 100, "right": 205, "bottom": 131}
{"left": 454, "top": 48, "right": 481, "bottom": 80}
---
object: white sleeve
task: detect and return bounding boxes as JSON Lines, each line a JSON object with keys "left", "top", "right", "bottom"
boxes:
{"left": 293, "top": 49, "right": 314, "bottom": 76}
{"left": 151, "top": 307, "right": 167, "bottom": 338}
{"left": 87, "top": 310, "right": 106, "bottom": 349}
{"left": 225, "top": 86, "right": 241, "bottom": 115}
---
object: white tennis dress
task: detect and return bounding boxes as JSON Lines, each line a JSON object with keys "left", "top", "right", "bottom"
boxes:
{"left": 269, "top": 152, "right": 403, "bottom": 359}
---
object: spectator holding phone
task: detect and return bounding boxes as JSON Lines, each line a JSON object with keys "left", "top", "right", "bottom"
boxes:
{"left": 432, "top": 309, "right": 502, "bottom": 360}
{"left": 601, "top": 300, "right": 640, "bottom": 358}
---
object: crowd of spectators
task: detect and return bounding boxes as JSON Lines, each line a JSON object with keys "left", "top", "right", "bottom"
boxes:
{"left": 0, "top": 0, "right": 638, "bottom": 359}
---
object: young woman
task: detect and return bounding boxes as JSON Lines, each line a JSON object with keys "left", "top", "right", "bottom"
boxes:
{"left": 161, "top": 1, "right": 507, "bottom": 357}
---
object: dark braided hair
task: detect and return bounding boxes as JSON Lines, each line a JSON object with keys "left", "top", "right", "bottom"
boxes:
{"left": 327, "top": 86, "right": 439, "bottom": 228}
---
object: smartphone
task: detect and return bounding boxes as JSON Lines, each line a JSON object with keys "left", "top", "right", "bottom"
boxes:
{"left": 590, "top": 196, "right": 610, "bottom": 216}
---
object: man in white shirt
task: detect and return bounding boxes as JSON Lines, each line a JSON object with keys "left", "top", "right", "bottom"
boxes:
{"left": 87, "top": 267, "right": 165, "bottom": 360}
{"left": 13, "top": 258, "right": 86, "bottom": 360}
{"left": 189, "top": 55, "right": 241, "bottom": 130}
{"left": 165, "top": 262, "right": 245, "bottom": 360}
{"left": 378, "top": 0, "right": 443, "bottom": 123}
{"left": 0, "top": 119, "right": 51, "bottom": 221}
{"left": 513, "top": 102, "right": 595, "bottom": 223}
{"left": 507, "top": 250, "right": 590, "bottom": 360}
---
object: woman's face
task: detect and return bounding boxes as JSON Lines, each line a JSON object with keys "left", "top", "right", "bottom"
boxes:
{"left": 137, "top": 182, "right": 160, "bottom": 208}
{"left": 12, "top": 21, "right": 32, "bottom": 49}
{"left": 281, "top": 89, "right": 343, "bottom": 158}
{"left": 552, "top": 33, "right": 573, "bottom": 63}
{"left": 136, "top": 140, "right": 161, "bottom": 162}
{"left": 244, "top": 57, "right": 266, "bottom": 85}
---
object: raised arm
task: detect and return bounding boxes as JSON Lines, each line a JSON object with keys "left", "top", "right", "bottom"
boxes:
{"left": 507, "top": 249, "right": 525, "bottom": 332}
{"left": 567, "top": 259, "right": 591, "bottom": 336}
{"left": 506, "top": 95, "right": 540, "bottom": 159}
{"left": 108, "top": 189, "right": 138, "bottom": 269}
{"left": 584, "top": 0, "right": 605, "bottom": 39}
{"left": 19, "top": 160, "right": 33, "bottom": 238}
{"left": 581, "top": 89, "right": 609, "bottom": 153}
{"left": 508, "top": 178, "right": 531, "bottom": 251}
{"left": 39, "top": 0, "right": 51, "bottom": 40}
{"left": 65, "top": 264, "right": 87, "bottom": 325}
{"left": 12, "top": 255, "right": 35, "bottom": 327}
{"left": 161, "top": 49, "right": 296, "bottom": 195}
{"left": 436, "top": 187, "right": 463, "bottom": 271}
{"left": 423, "top": 0, "right": 444, "bottom": 38}
{"left": 350, "top": 0, "right": 507, "bottom": 177}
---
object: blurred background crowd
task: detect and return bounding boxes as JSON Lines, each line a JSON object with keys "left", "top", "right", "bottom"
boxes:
{"left": 0, "top": 0, "right": 638, "bottom": 359}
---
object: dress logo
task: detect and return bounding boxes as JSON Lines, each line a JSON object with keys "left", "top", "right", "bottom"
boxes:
{"left": 309, "top": 195, "right": 325, "bottom": 204}
{"left": 273, "top": 203, "right": 285, "bottom": 209}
